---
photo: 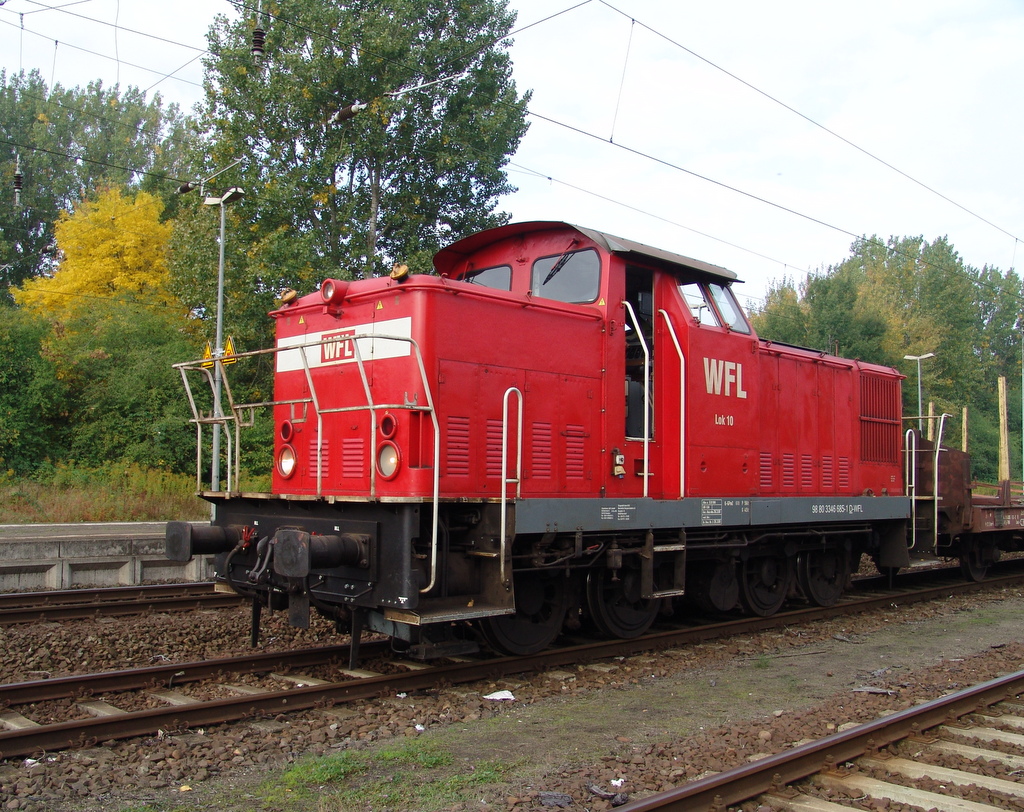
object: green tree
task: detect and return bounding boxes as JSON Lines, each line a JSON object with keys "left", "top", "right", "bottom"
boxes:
{"left": 198, "top": 0, "right": 530, "bottom": 293}
{"left": 749, "top": 276, "right": 806, "bottom": 345}
{"left": 0, "top": 304, "right": 66, "bottom": 475}
{"left": 0, "top": 70, "right": 199, "bottom": 300}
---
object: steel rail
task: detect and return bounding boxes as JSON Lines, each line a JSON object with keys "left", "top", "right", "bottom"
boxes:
{"left": 0, "top": 583, "right": 219, "bottom": 609}
{"left": 616, "top": 668, "right": 1024, "bottom": 811}
{"left": 4, "top": 568, "right": 1024, "bottom": 760}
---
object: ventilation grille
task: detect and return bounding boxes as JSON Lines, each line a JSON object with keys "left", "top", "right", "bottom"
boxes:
{"left": 801, "top": 455, "right": 814, "bottom": 489}
{"left": 485, "top": 419, "right": 503, "bottom": 479}
{"left": 782, "top": 453, "right": 796, "bottom": 489}
{"left": 821, "top": 455, "right": 834, "bottom": 489}
{"left": 565, "top": 425, "right": 586, "bottom": 480}
{"left": 446, "top": 416, "right": 470, "bottom": 476}
{"left": 310, "top": 439, "right": 329, "bottom": 479}
{"left": 341, "top": 438, "right": 363, "bottom": 479}
{"left": 860, "top": 374, "right": 900, "bottom": 463}
{"left": 531, "top": 422, "right": 553, "bottom": 479}
{"left": 759, "top": 452, "right": 773, "bottom": 490}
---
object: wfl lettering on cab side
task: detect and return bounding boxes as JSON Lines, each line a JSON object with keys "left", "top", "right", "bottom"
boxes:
{"left": 703, "top": 357, "right": 747, "bottom": 398}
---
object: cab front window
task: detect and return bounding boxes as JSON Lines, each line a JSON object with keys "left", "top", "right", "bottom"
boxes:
{"left": 531, "top": 249, "right": 600, "bottom": 304}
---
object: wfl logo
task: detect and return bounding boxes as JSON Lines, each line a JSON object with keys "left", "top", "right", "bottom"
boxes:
{"left": 321, "top": 328, "right": 356, "bottom": 364}
{"left": 703, "top": 357, "right": 747, "bottom": 398}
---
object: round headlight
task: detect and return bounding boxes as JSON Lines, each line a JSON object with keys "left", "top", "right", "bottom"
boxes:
{"left": 321, "top": 278, "right": 348, "bottom": 305}
{"left": 277, "top": 444, "right": 297, "bottom": 478}
{"left": 280, "top": 420, "right": 293, "bottom": 442}
{"left": 377, "top": 442, "right": 400, "bottom": 479}
{"left": 379, "top": 412, "right": 398, "bottom": 439}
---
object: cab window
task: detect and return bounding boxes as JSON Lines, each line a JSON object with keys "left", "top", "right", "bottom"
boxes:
{"left": 464, "top": 265, "right": 512, "bottom": 291}
{"left": 679, "top": 282, "right": 720, "bottom": 326}
{"left": 531, "top": 249, "right": 600, "bottom": 304}
{"left": 707, "top": 283, "right": 750, "bottom": 333}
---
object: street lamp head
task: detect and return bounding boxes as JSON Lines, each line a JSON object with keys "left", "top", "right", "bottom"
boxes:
{"left": 203, "top": 188, "right": 246, "bottom": 206}
{"left": 903, "top": 352, "right": 936, "bottom": 362}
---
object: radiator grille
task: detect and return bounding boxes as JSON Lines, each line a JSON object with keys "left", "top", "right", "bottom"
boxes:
{"left": 860, "top": 374, "right": 900, "bottom": 463}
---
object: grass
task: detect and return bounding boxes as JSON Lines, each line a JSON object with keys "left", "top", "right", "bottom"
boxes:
{"left": 258, "top": 739, "right": 516, "bottom": 812}
{"left": 0, "top": 463, "right": 213, "bottom": 523}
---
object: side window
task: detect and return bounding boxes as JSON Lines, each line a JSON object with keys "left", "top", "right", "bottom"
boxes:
{"left": 707, "top": 283, "right": 750, "bottom": 333}
{"left": 464, "top": 265, "right": 512, "bottom": 290}
{"left": 679, "top": 282, "right": 720, "bottom": 326}
{"left": 531, "top": 249, "right": 601, "bottom": 304}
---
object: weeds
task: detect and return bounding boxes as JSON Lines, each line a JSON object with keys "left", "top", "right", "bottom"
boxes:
{"left": 0, "top": 463, "right": 211, "bottom": 523}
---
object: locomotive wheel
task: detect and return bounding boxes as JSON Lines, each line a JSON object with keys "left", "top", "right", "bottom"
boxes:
{"left": 738, "top": 554, "right": 793, "bottom": 617}
{"left": 959, "top": 546, "right": 989, "bottom": 582}
{"left": 477, "top": 570, "right": 569, "bottom": 656}
{"left": 586, "top": 566, "right": 660, "bottom": 639}
{"left": 797, "top": 547, "right": 849, "bottom": 607}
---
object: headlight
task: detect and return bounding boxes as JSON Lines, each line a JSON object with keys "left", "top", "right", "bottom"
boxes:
{"left": 377, "top": 442, "right": 400, "bottom": 479}
{"left": 379, "top": 412, "right": 398, "bottom": 439}
{"left": 277, "top": 444, "right": 297, "bottom": 478}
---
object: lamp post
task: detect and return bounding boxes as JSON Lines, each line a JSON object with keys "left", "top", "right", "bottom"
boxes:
{"left": 903, "top": 352, "right": 935, "bottom": 433}
{"left": 203, "top": 187, "right": 245, "bottom": 492}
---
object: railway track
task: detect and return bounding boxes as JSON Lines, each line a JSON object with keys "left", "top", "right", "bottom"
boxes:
{"left": 4, "top": 566, "right": 1024, "bottom": 761}
{"left": 0, "top": 582, "right": 241, "bottom": 625}
{"left": 618, "top": 667, "right": 1024, "bottom": 811}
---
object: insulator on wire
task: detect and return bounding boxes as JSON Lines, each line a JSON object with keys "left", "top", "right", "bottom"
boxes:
{"left": 13, "top": 154, "right": 22, "bottom": 207}
{"left": 252, "top": 28, "right": 266, "bottom": 60}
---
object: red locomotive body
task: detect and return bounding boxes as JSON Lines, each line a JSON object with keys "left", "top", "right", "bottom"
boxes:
{"left": 167, "top": 221, "right": 1007, "bottom": 660}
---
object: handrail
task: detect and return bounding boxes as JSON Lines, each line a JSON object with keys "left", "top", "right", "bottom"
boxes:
{"left": 932, "top": 413, "right": 949, "bottom": 554}
{"left": 904, "top": 428, "right": 917, "bottom": 551}
{"left": 173, "top": 332, "right": 442, "bottom": 593}
{"left": 500, "top": 387, "right": 524, "bottom": 589}
{"left": 622, "top": 300, "right": 651, "bottom": 498}
{"left": 658, "top": 308, "right": 685, "bottom": 498}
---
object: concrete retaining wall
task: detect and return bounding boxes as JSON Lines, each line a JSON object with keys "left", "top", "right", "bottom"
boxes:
{"left": 0, "top": 523, "right": 216, "bottom": 590}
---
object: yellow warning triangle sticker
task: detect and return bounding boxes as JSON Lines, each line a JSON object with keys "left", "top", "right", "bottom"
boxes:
{"left": 376, "top": 300, "right": 384, "bottom": 310}
{"left": 298, "top": 315, "right": 305, "bottom": 324}
{"left": 597, "top": 297, "right": 606, "bottom": 306}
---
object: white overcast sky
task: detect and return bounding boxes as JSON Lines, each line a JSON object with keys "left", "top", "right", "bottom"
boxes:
{"left": 2, "top": 0, "right": 1021, "bottom": 308}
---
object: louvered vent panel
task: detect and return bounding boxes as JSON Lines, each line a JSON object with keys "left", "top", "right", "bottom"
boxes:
{"left": 565, "top": 424, "right": 585, "bottom": 480}
{"left": 838, "top": 457, "right": 851, "bottom": 489}
{"left": 485, "top": 419, "right": 503, "bottom": 479}
{"left": 821, "top": 456, "right": 834, "bottom": 489}
{"left": 341, "top": 438, "right": 364, "bottom": 479}
{"left": 310, "top": 440, "right": 329, "bottom": 479}
{"left": 531, "top": 423, "right": 553, "bottom": 479}
{"left": 446, "top": 416, "right": 470, "bottom": 476}
{"left": 782, "top": 453, "right": 796, "bottom": 489}
{"left": 801, "top": 455, "right": 814, "bottom": 489}
{"left": 759, "top": 452, "right": 773, "bottom": 490}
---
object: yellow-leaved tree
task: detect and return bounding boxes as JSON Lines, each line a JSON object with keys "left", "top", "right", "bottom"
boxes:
{"left": 15, "top": 187, "right": 178, "bottom": 318}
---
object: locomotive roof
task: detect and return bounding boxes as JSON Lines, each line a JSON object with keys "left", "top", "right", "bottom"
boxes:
{"left": 433, "top": 221, "right": 739, "bottom": 283}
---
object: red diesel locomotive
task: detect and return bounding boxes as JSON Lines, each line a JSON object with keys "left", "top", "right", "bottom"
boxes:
{"left": 166, "top": 221, "right": 1020, "bottom": 661}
